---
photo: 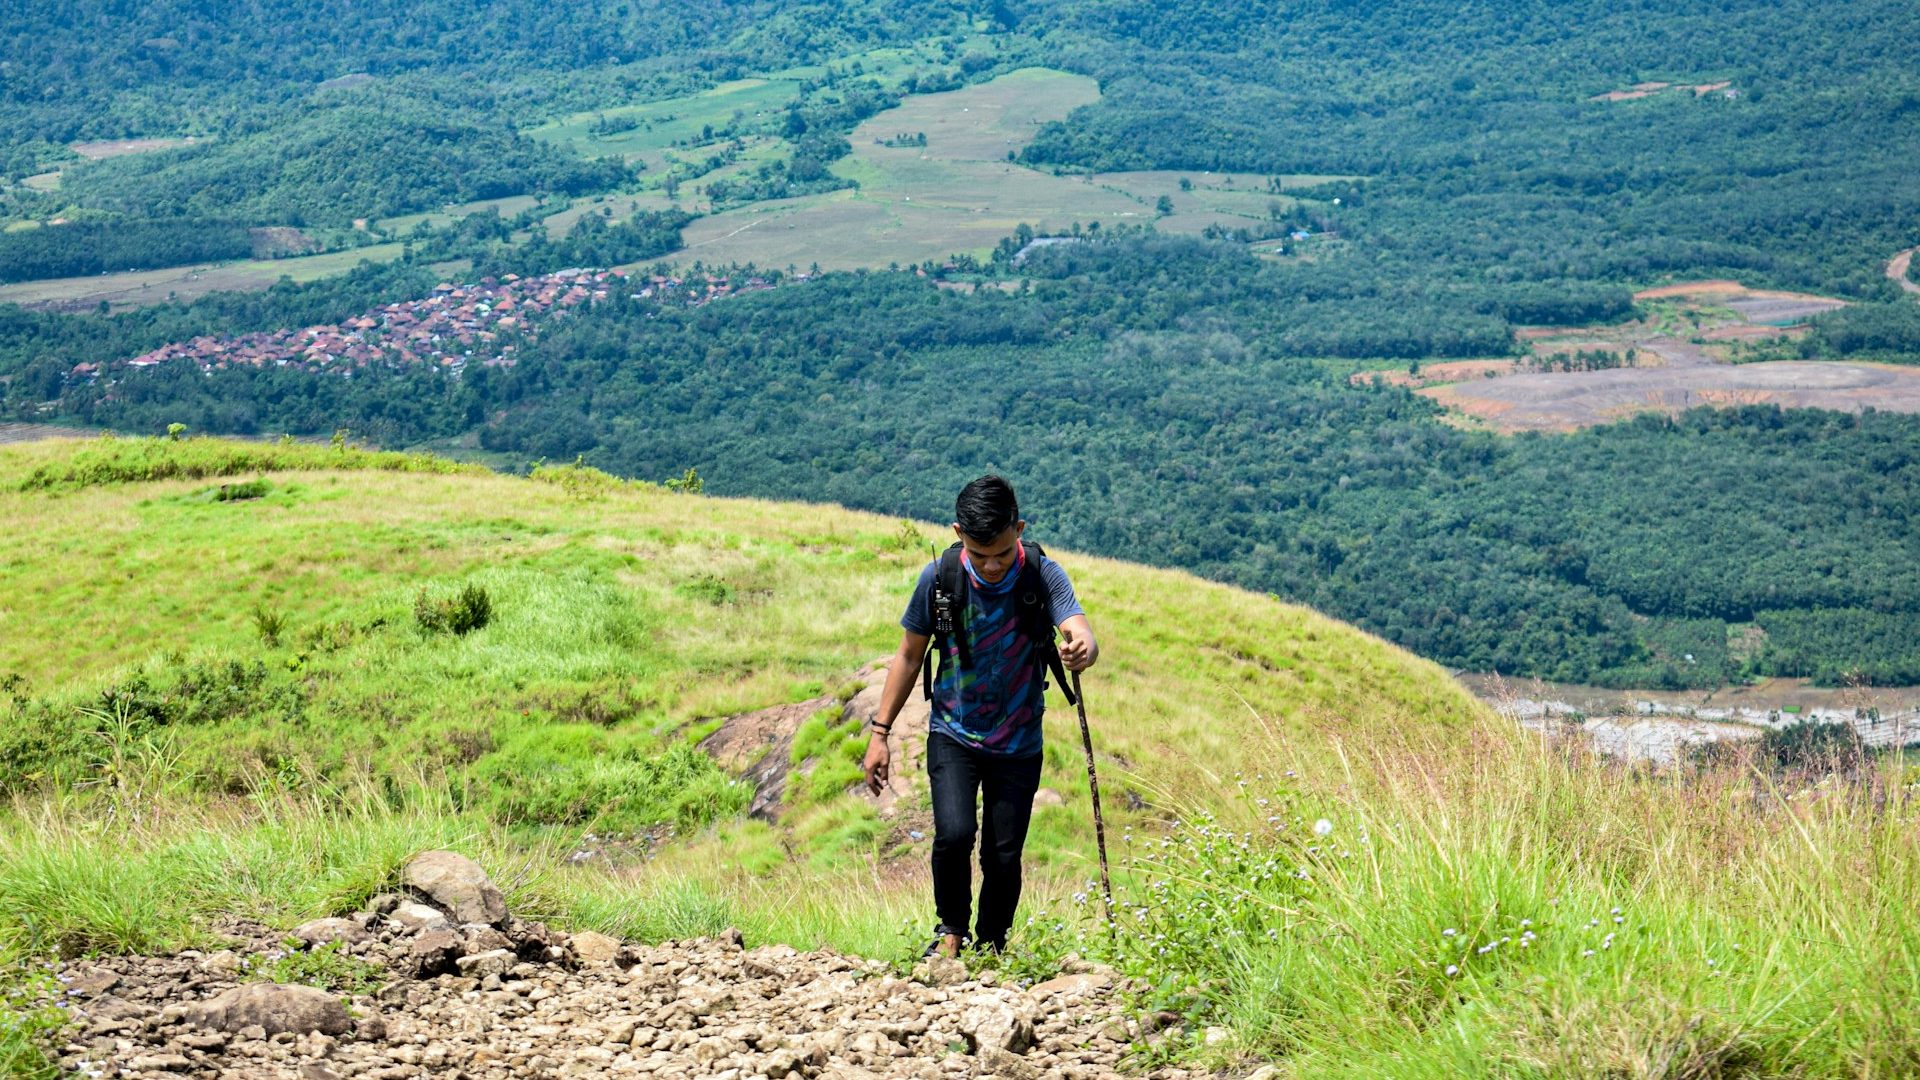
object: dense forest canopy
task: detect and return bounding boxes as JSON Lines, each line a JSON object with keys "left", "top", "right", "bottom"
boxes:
{"left": 1019, "top": 0, "right": 1920, "bottom": 299}
{"left": 1, "top": 0, "right": 975, "bottom": 138}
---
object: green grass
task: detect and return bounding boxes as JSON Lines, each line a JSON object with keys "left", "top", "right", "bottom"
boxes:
{"left": 527, "top": 79, "right": 805, "bottom": 161}
{"left": 0, "top": 242, "right": 442, "bottom": 314}
{"left": 1028, "top": 728, "right": 1920, "bottom": 1077}
{"left": 15, "top": 438, "right": 1908, "bottom": 1075}
{"left": 667, "top": 69, "right": 1359, "bottom": 270}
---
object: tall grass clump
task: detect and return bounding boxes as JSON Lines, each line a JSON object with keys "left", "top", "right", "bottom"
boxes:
{"left": 1025, "top": 720, "right": 1920, "bottom": 1077}
{"left": 0, "top": 783, "right": 563, "bottom": 960}
{"left": 16, "top": 435, "right": 481, "bottom": 492}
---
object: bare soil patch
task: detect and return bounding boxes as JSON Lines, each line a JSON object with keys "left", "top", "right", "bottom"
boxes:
{"left": 1631, "top": 280, "right": 1840, "bottom": 305}
{"left": 70, "top": 137, "right": 198, "bottom": 160}
{"left": 1702, "top": 324, "right": 1805, "bottom": 341}
{"left": 1424, "top": 361, "right": 1920, "bottom": 432}
{"left": 1350, "top": 359, "right": 1518, "bottom": 388}
{"left": 248, "top": 227, "right": 322, "bottom": 258}
{"left": 1723, "top": 295, "right": 1846, "bottom": 324}
{"left": 0, "top": 422, "right": 97, "bottom": 445}
{"left": 1638, "top": 338, "right": 1715, "bottom": 368}
{"left": 1590, "top": 81, "right": 1734, "bottom": 103}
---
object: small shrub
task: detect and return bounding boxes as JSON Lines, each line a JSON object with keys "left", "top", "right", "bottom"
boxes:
{"left": 468, "top": 734, "right": 748, "bottom": 833}
{"left": 883, "top": 519, "right": 927, "bottom": 553}
{"left": 242, "top": 939, "right": 384, "bottom": 996}
{"left": 298, "top": 617, "right": 372, "bottom": 653}
{"left": 415, "top": 583, "right": 493, "bottom": 635}
{"left": 676, "top": 575, "right": 734, "bottom": 606}
{"left": 213, "top": 478, "right": 271, "bottom": 502}
{"left": 531, "top": 456, "right": 625, "bottom": 501}
{"left": 252, "top": 605, "right": 287, "bottom": 647}
{"left": 0, "top": 966, "right": 68, "bottom": 1077}
{"left": 663, "top": 466, "right": 703, "bottom": 494}
{"left": 1759, "top": 720, "right": 1866, "bottom": 774}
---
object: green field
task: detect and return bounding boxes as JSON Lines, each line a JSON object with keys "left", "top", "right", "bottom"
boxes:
{"left": 666, "top": 69, "right": 1347, "bottom": 269}
{"left": 528, "top": 79, "right": 805, "bottom": 162}
{"left": 375, "top": 193, "right": 545, "bottom": 236}
{"left": 672, "top": 68, "right": 1116, "bottom": 268}
{"left": 0, "top": 243, "right": 467, "bottom": 313}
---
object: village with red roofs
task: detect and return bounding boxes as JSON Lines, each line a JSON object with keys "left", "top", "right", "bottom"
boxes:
{"left": 71, "top": 268, "right": 785, "bottom": 382}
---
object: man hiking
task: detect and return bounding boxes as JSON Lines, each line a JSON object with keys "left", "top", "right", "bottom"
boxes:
{"left": 863, "top": 476, "right": 1098, "bottom": 959}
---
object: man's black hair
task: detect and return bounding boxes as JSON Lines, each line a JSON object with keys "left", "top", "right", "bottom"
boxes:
{"left": 955, "top": 476, "right": 1019, "bottom": 541}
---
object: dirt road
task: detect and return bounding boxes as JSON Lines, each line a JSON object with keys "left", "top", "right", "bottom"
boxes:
{"left": 1890, "top": 247, "right": 1920, "bottom": 295}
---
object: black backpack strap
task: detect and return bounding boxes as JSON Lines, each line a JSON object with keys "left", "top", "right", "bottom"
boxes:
{"left": 923, "top": 543, "right": 970, "bottom": 701}
{"left": 1015, "top": 541, "right": 1077, "bottom": 707}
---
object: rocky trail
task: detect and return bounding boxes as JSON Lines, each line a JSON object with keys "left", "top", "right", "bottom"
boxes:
{"left": 44, "top": 852, "right": 1214, "bottom": 1080}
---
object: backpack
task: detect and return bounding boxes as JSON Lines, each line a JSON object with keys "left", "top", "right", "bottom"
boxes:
{"left": 922, "top": 539, "right": 1078, "bottom": 708}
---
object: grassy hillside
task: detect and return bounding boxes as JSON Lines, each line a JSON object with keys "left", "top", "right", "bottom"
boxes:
{"left": 1, "top": 438, "right": 1915, "bottom": 1077}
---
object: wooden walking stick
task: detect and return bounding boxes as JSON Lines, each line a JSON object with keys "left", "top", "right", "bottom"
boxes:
{"left": 1070, "top": 671, "right": 1116, "bottom": 939}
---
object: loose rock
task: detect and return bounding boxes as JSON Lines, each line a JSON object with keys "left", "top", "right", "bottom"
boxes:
{"left": 48, "top": 857, "right": 1194, "bottom": 1080}
{"left": 571, "top": 930, "right": 622, "bottom": 966}
{"left": 182, "top": 983, "right": 350, "bottom": 1037}
{"left": 291, "top": 917, "right": 370, "bottom": 948}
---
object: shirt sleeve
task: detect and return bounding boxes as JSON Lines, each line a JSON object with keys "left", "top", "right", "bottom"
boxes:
{"left": 900, "top": 561, "right": 938, "bottom": 635}
{"left": 1041, "top": 558, "right": 1085, "bottom": 626}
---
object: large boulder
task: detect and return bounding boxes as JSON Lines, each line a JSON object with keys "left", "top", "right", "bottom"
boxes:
{"left": 399, "top": 851, "right": 507, "bottom": 926}
{"left": 182, "top": 983, "right": 350, "bottom": 1037}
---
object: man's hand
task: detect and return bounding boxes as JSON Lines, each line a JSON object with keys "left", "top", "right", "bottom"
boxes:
{"left": 864, "top": 732, "right": 892, "bottom": 796}
{"left": 1059, "top": 615, "right": 1097, "bottom": 672}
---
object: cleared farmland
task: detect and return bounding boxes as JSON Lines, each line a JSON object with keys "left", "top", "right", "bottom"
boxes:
{"left": 666, "top": 68, "right": 1331, "bottom": 269}
{"left": 0, "top": 245, "right": 469, "bottom": 313}
{"left": 1400, "top": 278, "right": 1920, "bottom": 431}
{"left": 527, "top": 79, "right": 803, "bottom": 162}
{"left": 1424, "top": 361, "right": 1920, "bottom": 432}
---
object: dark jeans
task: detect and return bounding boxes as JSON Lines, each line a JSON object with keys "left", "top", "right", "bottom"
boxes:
{"left": 925, "top": 732, "right": 1043, "bottom": 949}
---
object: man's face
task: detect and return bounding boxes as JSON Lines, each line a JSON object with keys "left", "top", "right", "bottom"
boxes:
{"left": 954, "top": 521, "right": 1026, "bottom": 584}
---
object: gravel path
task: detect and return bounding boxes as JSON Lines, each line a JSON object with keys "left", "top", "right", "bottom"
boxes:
{"left": 47, "top": 856, "right": 1213, "bottom": 1080}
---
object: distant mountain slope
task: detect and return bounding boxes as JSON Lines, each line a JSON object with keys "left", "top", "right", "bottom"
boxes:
{"left": 3, "top": 1, "right": 972, "bottom": 138}
{"left": 1022, "top": 0, "right": 1920, "bottom": 296}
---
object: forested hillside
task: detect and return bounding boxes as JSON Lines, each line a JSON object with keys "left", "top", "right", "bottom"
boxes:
{"left": 4, "top": 0, "right": 972, "bottom": 138}
{"left": 1024, "top": 0, "right": 1920, "bottom": 301}
{"left": 23, "top": 235, "right": 1920, "bottom": 687}
{"left": 60, "top": 105, "right": 633, "bottom": 227}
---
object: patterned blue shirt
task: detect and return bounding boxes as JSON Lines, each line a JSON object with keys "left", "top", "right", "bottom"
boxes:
{"left": 902, "top": 551, "right": 1083, "bottom": 756}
